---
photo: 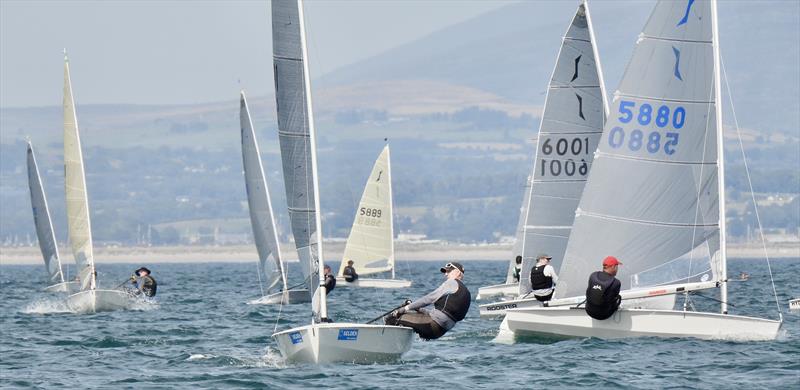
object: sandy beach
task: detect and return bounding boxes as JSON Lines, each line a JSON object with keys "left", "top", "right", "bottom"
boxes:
{"left": 1, "top": 242, "right": 797, "bottom": 265}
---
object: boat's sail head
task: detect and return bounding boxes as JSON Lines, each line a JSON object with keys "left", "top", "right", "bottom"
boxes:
{"left": 240, "top": 91, "right": 286, "bottom": 295}
{"left": 555, "top": 0, "right": 720, "bottom": 299}
{"left": 517, "top": 1, "right": 607, "bottom": 294}
{"left": 272, "top": 0, "right": 322, "bottom": 317}
{"left": 26, "top": 142, "right": 65, "bottom": 283}
{"left": 62, "top": 55, "right": 95, "bottom": 291}
{"left": 339, "top": 145, "right": 394, "bottom": 277}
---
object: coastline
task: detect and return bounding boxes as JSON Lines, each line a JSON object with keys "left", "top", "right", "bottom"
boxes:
{"left": 1, "top": 242, "right": 798, "bottom": 265}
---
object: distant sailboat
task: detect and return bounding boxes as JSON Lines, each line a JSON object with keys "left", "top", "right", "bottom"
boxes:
{"left": 239, "top": 91, "right": 309, "bottom": 305}
{"left": 336, "top": 145, "right": 411, "bottom": 289}
{"left": 478, "top": 1, "right": 608, "bottom": 304}
{"left": 26, "top": 141, "right": 79, "bottom": 293}
{"left": 501, "top": 0, "right": 782, "bottom": 341}
{"left": 61, "top": 54, "right": 136, "bottom": 313}
{"left": 268, "top": 0, "right": 413, "bottom": 364}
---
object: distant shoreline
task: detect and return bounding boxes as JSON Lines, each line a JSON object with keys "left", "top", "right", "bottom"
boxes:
{"left": 1, "top": 242, "right": 798, "bottom": 265}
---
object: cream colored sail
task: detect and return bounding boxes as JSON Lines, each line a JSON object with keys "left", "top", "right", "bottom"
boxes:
{"left": 339, "top": 145, "right": 394, "bottom": 277}
{"left": 63, "top": 55, "right": 95, "bottom": 291}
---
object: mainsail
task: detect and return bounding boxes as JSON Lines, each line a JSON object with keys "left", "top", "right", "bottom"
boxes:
{"left": 27, "top": 142, "right": 65, "bottom": 284}
{"left": 240, "top": 91, "right": 287, "bottom": 295}
{"left": 504, "top": 174, "right": 531, "bottom": 285}
{"left": 338, "top": 145, "right": 394, "bottom": 277}
{"left": 555, "top": 0, "right": 720, "bottom": 299}
{"left": 518, "top": 2, "right": 607, "bottom": 291}
{"left": 272, "top": 0, "right": 325, "bottom": 318}
{"left": 63, "top": 55, "right": 96, "bottom": 291}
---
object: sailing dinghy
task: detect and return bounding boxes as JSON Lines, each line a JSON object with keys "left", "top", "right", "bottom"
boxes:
{"left": 61, "top": 54, "right": 136, "bottom": 313}
{"left": 336, "top": 145, "right": 411, "bottom": 289}
{"left": 26, "top": 141, "right": 79, "bottom": 293}
{"left": 478, "top": 0, "right": 608, "bottom": 308}
{"left": 501, "top": 0, "right": 782, "bottom": 341}
{"left": 240, "top": 91, "right": 309, "bottom": 305}
{"left": 269, "top": 0, "right": 413, "bottom": 363}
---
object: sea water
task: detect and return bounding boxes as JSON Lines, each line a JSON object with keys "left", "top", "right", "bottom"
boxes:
{"left": 1, "top": 259, "right": 798, "bottom": 388}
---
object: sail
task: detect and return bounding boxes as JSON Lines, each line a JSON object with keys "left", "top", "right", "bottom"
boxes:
{"left": 504, "top": 174, "right": 531, "bottom": 284}
{"left": 339, "top": 145, "right": 394, "bottom": 277}
{"left": 272, "top": 0, "right": 324, "bottom": 316}
{"left": 240, "top": 91, "right": 286, "bottom": 295}
{"left": 27, "top": 142, "right": 65, "bottom": 284}
{"left": 555, "top": 0, "right": 720, "bottom": 299}
{"left": 63, "top": 56, "right": 95, "bottom": 291}
{"left": 518, "top": 2, "right": 607, "bottom": 293}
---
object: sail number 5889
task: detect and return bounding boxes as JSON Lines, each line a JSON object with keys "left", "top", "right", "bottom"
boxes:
{"left": 359, "top": 208, "right": 382, "bottom": 218}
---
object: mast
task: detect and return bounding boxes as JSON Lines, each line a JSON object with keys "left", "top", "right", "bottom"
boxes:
{"left": 582, "top": 0, "right": 609, "bottom": 120}
{"left": 710, "top": 0, "right": 728, "bottom": 314}
{"left": 296, "top": 0, "right": 327, "bottom": 320}
{"left": 387, "top": 145, "right": 396, "bottom": 280}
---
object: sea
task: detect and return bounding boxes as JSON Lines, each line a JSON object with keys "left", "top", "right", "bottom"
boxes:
{"left": 1, "top": 258, "right": 798, "bottom": 389}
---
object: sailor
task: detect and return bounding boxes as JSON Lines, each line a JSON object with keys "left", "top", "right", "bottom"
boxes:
{"left": 530, "top": 253, "right": 558, "bottom": 302}
{"left": 584, "top": 256, "right": 622, "bottom": 320}
{"left": 130, "top": 267, "right": 157, "bottom": 298}
{"left": 323, "top": 264, "right": 336, "bottom": 295}
{"left": 342, "top": 260, "right": 359, "bottom": 283}
{"left": 385, "top": 261, "right": 471, "bottom": 340}
{"left": 511, "top": 255, "right": 523, "bottom": 283}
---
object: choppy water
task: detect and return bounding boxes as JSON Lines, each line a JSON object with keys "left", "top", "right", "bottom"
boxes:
{"left": 1, "top": 259, "right": 798, "bottom": 388}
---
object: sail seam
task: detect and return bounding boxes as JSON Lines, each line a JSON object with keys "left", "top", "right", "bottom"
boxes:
{"left": 532, "top": 179, "right": 588, "bottom": 184}
{"left": 273, "top": 55, "right": 302, "bottom": 62}
{"left": 640, "top": 34, "right": 711, "bottom": 44}
{"left": 596, "top": 151, "right": 716, "bottom": 166}
{"left": 616, "top": 92, "right": 713, "bottom": 104}
{"left": 580, "top": 210, "right": 719, "bottom": 228}
{"left": 539, "top": 130, "right": 602, "bottom": 135}
{"left": 563, "top": 37, "right": 590, "bottom": 43}
{"left": 277, "top": 131, "right": 310, "bottom": 138}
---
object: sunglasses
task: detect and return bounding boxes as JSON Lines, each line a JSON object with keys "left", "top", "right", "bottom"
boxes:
{"left": 444, "top": 263, "right": 461, "bottom": 272}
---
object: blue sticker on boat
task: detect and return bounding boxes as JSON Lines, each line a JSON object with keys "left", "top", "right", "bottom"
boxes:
{"left": 289, "top": 332, "right": 303, "bottom": 344}
{"left": 337, "top": 329, "right": 358, "bottom": 341}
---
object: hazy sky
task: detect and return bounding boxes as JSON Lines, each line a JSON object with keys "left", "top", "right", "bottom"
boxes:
{"left": 0, "top": 0, "right": 515, "bottom": 107}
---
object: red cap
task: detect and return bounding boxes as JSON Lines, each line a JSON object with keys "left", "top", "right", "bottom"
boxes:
{"left": 602, "top": 256, "right": 622, "bottom": 267}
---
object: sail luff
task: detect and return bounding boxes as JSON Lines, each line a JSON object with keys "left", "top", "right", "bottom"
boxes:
{"left": 387, "top": 145, "right": 395, "bottom": 278}
{"left": 27, "top": 142, "right": 65, "bottom": 283}
{"left": 63, "top": 55, "right": 95, "bottom": 291}
{"left": 710, "top": 0, "right": 727, "bottom": 314}
{"left": 582, "top": 0, "right": 610, "bottom": 120}
{"left": 505, "top": 174, "right": 531, "bottom": 284}
{"left": 240, "top": 91, "right": 287, "bottom": 294}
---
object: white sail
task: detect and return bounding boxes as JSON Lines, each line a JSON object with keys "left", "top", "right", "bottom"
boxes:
{"left": 518, "top": 1, "right": 608, "bottom": 292}
{"left": 63, "top": 55, "right": 95, "bottom": 292}
{"left": 504, "top": 174, "right": 531, "bottom": 285}
{"left": 554, "top": 0, "right": 721, "bottom": 300}
{"left": 27, "top": 142, "right": 65, "bottom": 284}
{"left": 273, "top": 0, "right": 326, "bottom": 319}
{"left": 240, "top": 91, "right": 287, "bottom": 296}
{"left": 338, "top": 145, "right": 394, "bottom": 277}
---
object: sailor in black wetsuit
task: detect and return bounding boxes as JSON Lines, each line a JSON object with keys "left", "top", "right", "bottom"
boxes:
{"left": 342, "top": 260, "right": 359, "bottom": 283}
{"left": 585, "top": 256, "right": 622, "bottom": 320}
{"left": 323, "top": 264, "right": 336, "bottom": 295}
{"left": 385, "top": 262, "right": 471, "bottom": 340}
{"left": 511, "top": 255, "right": 523, "bottom": 283}
{"left": 131, "top": 267, "right": 157, "bottom": 298}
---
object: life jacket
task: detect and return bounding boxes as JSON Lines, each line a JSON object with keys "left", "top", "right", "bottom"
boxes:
{"left": 530, "top": 264, "right": 553, "bottom": 290}
{"left": 324, "top": 274, "right": 336, "bottom": 294}
{"left": 586, "top": 271, "right": 617, "bottom": 307}
{"left": 141, "top": 275, "right": 157, "bottom": 297}
{"left": 343, "top": 266, "right": 358, "bottom": 282}
{"left": 434, "top": 279, "right": 471, "bottom": 322}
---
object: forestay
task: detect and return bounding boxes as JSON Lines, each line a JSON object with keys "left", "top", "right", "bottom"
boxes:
{"left": 518, "top": 2, "right": 607, "bottom": 293}
{"left": 240, "top": 91, "right": 287, "bottom": 295}
{"left": 555, "top": 0, "right": 720, "bottom": 299}
{"left": 273, "top": 0, "right": 324, "bottom": 318}
{"left": 339, "top": 145, "right": 394, "bottom": 277}
{"left": 63, "top": 56, "right": 95, "bottom": 292}
{"left": 27, "top": 142, "right": 65, "bottom": 284}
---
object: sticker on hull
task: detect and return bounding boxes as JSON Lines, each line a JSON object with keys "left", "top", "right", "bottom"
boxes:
{"left": 337, "top": 329, "right": 358, "bottom": 341}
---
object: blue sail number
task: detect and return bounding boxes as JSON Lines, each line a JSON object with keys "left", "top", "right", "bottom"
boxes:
{"left": 611, "top": 100, "right": 685, "bottom": 155}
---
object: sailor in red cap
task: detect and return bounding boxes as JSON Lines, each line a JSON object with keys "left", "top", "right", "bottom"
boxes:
{"left": 585, "top": 256, "right": 622, "bottom": 320}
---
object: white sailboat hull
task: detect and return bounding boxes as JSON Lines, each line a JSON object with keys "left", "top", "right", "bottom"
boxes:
{"left": 504, "top": 307, "right": 782, "bottom": 341}
{"left": 44, "top": 281, "right": 81, "bottom": 293}
{"left": 248, "top": 289, "right": 310, "bottom": 305}
{"left": 272, "top": 323, "right": 414, "bottom": 364}
{"left": 66, "top": 289, "right": 136, "bottom": 314}
{"left": 476, "top": 282, "right": 518, "bottom": 300}
{"left": 335, "top": 277, "right": 411, "bottom": 289}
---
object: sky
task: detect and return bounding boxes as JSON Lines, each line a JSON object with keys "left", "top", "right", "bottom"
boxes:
{"left": 0, "top": 0, "right": 515, "bottom": 107}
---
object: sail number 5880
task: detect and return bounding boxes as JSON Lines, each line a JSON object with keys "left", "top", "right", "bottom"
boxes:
{"left": 611, "top": 100, "right": 685, "bottom": 156}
